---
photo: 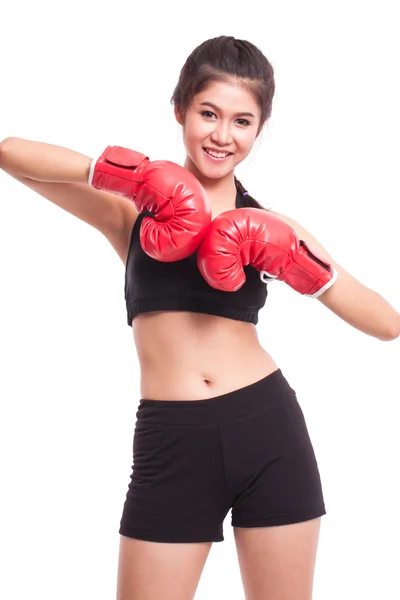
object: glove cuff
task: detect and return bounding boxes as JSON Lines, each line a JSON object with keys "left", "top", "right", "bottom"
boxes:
{"left": 307, "top": 267, "right": 338, "bottom": 298}
{"left": 283, "top": 241, "right": 337, "bottom": 297}
{"left": 89, "top": 145, "right": 149, "bottom": 198}
{"left": 88, "top": 157, "right": 98, "bottom": 186}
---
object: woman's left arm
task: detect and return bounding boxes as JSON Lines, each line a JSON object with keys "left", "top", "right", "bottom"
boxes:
{"left": 271, "top": 211, "right": 400, "bottom": 342}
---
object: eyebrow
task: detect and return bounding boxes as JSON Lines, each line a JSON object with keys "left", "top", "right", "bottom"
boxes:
{"left": 199, "top": 101, "right": 256, "bottom": 118}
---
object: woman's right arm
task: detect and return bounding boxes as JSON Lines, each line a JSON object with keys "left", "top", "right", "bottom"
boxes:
{"left": 0, "top": 137, "right": 139, "bottom": 263}
{"left": 0, "top": 136, "right": 92, "bottom": 183}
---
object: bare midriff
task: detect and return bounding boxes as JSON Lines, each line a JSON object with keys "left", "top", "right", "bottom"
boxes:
{"left": 132, "top": 311, "right": 279, "bottom": 401}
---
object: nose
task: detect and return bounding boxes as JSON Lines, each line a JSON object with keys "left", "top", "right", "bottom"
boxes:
{"left": 210, "top": 120, "right": 233, "bottom": 147}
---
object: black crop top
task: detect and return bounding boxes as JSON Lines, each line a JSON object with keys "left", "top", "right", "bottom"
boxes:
{"left": 124, "top": 188, "right": 268, "bottom": 325}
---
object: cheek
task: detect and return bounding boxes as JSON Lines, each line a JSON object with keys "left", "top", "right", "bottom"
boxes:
{"left": 183, "top": 115, "right": 212, "bottom": 144}
{"left": 183, "top": 131, "right": 205, "bottom": 156}
{"left": 182, "top": 130, "right": 198, "bottom": 159}
{"left": 237, "top": 131, "right": 257, "bottom": 155}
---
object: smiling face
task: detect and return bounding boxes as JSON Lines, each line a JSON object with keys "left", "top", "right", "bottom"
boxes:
{"left": 175, "top": 80, "right": 262, "bottom": 185}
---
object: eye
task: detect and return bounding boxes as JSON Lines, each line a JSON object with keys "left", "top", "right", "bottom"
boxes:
{"left": 236, "top": 118, "right": 251, "bottom": 127}
{"left": 200, "top": 110, "right": 216, "bottom": 119}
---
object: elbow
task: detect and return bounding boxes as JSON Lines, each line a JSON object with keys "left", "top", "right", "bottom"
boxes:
{"left": 378, "top": 320, "right": 400, "bottom": 342}
{"left": 0, "top": 137, "right": 21, "bottom": 156}
{"left": 0, "top": 137, "right": 14, "bottom": 166}
{"left": 0, "top": 136, "right": 14, "bottom": 150}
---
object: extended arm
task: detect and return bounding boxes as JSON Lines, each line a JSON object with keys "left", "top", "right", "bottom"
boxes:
{"left": 0, "top": 136, "right": 92, "bottom": 183}
{"left": 271, "top": 211, "right": 400, "bottom": 342}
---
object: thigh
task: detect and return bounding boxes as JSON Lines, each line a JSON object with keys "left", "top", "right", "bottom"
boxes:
{"left": 234, "top": 517, "right": 322, "bottom": 600}
{"left": 119, "top": 417, "right": 229, "bottom": 543}
{"left": 117, "top": 535, "right": 213, "bottom": 600}
{"left": 227, "top": 392, "right": 326, "bottom": 528}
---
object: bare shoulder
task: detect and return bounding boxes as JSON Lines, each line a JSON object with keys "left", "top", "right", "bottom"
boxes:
{"left": 268, "top": 209, "right": 317, "bottom": 240}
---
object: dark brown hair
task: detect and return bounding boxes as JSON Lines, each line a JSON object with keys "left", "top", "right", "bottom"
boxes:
{"left": 171, "top": 36, "right": 275, "bottom": 210}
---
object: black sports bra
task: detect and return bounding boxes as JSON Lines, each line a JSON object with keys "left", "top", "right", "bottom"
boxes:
{"left": 124, "top": 188, "right": 268, "bottom": 325}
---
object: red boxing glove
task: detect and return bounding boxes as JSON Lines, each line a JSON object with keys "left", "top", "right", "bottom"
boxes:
{"left": 88, "top": 145, "right": 211, "bottom": 262}
{"left": 197, "top": 207, "right": 337, "bottom": 297}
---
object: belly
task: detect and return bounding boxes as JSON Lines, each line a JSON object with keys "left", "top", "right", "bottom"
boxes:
{"left": 132, "top": 311, "right": 279, "bottom": 400}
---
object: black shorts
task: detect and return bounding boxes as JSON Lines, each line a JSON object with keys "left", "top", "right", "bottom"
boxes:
{"left": 119, "top": 369, "right": 326, "bottom": 543}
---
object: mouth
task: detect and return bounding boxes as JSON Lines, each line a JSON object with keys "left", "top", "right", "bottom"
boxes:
{"left": 202, "top": 147, "right": 233, "bottom": 162}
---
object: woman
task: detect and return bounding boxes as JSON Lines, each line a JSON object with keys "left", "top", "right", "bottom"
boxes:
{"left": 1, "top": 36, "right": 399, "bottom": 600}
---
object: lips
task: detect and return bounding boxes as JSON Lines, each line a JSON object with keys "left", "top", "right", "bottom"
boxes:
{"left": 203, "top": 147, "right": 233, "bottom": 161}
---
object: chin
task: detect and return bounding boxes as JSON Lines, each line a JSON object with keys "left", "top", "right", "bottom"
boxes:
{"left": 197, "top": 158, "right": 236, "bottom": 181}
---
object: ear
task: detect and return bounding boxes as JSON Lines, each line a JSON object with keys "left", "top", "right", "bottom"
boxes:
{"left": 174, "top": 105, "right": 184, "bottom": 126}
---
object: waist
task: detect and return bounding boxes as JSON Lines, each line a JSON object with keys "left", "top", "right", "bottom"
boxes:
{"left": 132, "top": 311, "right": 278, "bottom": 400}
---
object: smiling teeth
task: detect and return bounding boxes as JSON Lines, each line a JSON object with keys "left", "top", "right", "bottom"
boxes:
{"left": 205, "top": 149, "right": 230, "bottom": 158}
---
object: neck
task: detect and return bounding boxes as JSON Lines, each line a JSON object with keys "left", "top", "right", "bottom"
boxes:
{"left": 183, "top": 156, "right": 237, "bottom": 209}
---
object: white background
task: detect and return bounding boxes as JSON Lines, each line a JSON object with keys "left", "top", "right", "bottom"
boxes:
{"left": 0, "top": 0, "right": 399, "bottom": 598}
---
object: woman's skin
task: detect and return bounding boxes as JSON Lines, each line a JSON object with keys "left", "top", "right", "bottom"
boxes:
{"left": 0, "top": 80, "right": 399, "bottom": 402}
